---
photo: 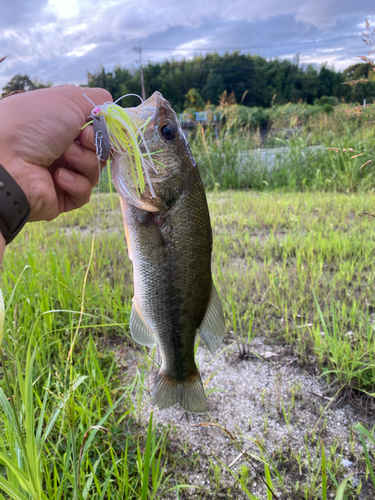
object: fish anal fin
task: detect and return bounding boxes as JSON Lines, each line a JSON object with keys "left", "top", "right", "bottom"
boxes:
{"left": 153, "top": 371, "right": 207, "bottom": 414}
{"left": 199, "top": 283, "right": 225, "bottom": 353}
{"left": 130, "top": 300, "right": 157, "bottom": 348}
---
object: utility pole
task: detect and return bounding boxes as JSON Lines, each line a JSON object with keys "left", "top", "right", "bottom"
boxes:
{"left": 133, "top": 42, "right": 146, "bottom": 101}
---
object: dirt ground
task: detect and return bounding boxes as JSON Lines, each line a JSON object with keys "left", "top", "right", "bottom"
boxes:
{"left": 113, "top": 335, "right": 373, "bottom": 499}
{"left": 104, "top": 191, "right": 375, "bottom": 499}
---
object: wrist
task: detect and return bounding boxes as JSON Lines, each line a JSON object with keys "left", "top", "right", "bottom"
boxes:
{"left": 1, "top": 156, "right": 31, "bottom": 202}
{"left": 0, "top": 112, "right": 42, "bottom": 216}
{"left": 0, "top": 164, "right": 31, "bottom": 244}
{"left": 0, "top": 157, "right": 46, "bottom": 222}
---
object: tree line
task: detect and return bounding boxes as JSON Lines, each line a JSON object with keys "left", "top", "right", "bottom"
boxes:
{"left": 3, "top": 52, "right": 375, "bottom": 112}
{"left": 86, "top": 53, "right": 375, "bottom": 112}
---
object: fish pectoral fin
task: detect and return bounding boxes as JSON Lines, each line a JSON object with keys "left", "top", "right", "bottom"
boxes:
{"left": 198, "top": 283, "right": 226, "bottom": 353}
{"left": 130, "top": 300, "right": 158, "bottom": 348}
{"left": 120, "top": 198, "right": 133, "bottom": 261}
{"left": 124, "top": 225, "right": 132, "bottom": 261}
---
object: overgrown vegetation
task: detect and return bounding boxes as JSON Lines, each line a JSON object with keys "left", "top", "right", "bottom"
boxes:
{"left": 1, "top": 23, "right": 375, "bottom": 500}
{"left": 1, "top": 191, "right": 375, "bottom": 498}
{"left": 93, "top": 106, "right": 375, "bottom": 194}
{"left": 0, "top": 201, "right": 180, "bottom": 499}
{"left": 190, "top": 105, "right": 375, "bottom": 192}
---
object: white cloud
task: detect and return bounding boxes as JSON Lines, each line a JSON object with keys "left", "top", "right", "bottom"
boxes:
{"left": 48, "top": 0, "right": 81, "bottom": 18}
{"left": 320, "top": 47, "right": 344, "bottom": 53}
{"left": 299, "top": 54, "right": 358, "bottom": 70}
{"left": 0, "top": 0, "right": 373, "bottom": 89}
{"left": 64, "top": 23, "right": 88, "bottom": 35}
{"left": 357, "top": 17, "right": 375, "bottom": 29}
{"left": 172, "top": 38, "right": 212, "bottom": 56}
{"left": 220, "top": 0, "right": 372, "bottom": 29}
{"left": 67, "top": 43, "right": 97, "bottom": 57}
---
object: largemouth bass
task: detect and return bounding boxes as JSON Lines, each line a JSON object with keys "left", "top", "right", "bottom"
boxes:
{"left": 112, "top": 91, "right": 225, "bottom": 413}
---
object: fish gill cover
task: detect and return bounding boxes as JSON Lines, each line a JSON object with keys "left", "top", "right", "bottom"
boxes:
{"left": 84, "top": 92, "right": 163, "bottom": 199}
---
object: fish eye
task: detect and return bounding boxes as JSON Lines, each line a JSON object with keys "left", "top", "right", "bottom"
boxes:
{"left": 160, "top": 124, "right": 176, "bottom": 141}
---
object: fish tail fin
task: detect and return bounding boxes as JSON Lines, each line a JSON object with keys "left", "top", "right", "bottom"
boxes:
{"left": 153, "top": 371, "right": 207, "bottom": 414}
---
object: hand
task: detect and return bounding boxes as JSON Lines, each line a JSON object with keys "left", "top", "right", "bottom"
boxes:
{"left": 0, "top": 85, "right": 112, "bottom": 222}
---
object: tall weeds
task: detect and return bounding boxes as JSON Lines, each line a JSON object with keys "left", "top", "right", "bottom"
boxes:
{"left": 190, "top": 107, "right": 375, "bottom": 193}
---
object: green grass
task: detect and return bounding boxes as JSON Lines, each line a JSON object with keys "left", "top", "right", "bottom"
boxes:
{"left": 97, "top": 106, "right": 375, "bottom": 195}
{"left": 190, "top": 107, "right": 375, "bottom": 192}
{"left": 1, "top": 190, "right": 375, "bottom": 498}
{"left": 209, "top": 191, "right": 375, "bottom": 391}
{"left": 0, "top": 196, "right": 179, "bottom": 499}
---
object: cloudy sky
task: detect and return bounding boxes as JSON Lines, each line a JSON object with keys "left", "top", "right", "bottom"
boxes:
{"left": 0, "top": 0, "right": 374, "bottom": 90}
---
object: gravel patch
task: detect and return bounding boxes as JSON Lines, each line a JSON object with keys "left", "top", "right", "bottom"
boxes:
{"left": 114, "top": 336, "right": 372, "bottom": 499}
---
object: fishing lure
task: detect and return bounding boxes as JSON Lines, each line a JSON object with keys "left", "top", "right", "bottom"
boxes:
{"left": 84, "top": 94, "right": 156, "bottom": 198}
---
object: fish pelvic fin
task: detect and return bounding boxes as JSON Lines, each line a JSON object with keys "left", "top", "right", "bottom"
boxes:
{"left": 153, "top": 371, "right": 207, "bottom": 414}
{"left": 130, "top": 299, "right": 157, "bottom": 348}
{"left": 199, "top": 283, "right": 225, "bottom": 353}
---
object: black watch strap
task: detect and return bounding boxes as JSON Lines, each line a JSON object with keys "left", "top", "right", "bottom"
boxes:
{"left": 0, "top": 164, "right": 30, "bottom": 245}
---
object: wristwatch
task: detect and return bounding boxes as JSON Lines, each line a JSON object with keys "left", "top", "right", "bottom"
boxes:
{"left": 0, "top": 164, "right": 30, "bottom": 244}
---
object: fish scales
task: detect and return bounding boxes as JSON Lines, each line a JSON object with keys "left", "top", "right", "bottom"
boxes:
{"left": 114, "top": 91, "right": 225, "bottom": 413}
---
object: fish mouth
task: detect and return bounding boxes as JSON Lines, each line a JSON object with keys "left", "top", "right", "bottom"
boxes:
{"left": 126, "top": 91, "right": 167, "bottom": 123}
{"left": 112, "top": 91, "right": 172, "bottom": 211}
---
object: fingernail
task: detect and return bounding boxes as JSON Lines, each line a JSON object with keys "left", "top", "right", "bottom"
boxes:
{"left": 66, "top": 141, "right": 82, "bottom": 157}
{"left": 59, "top": 169, "right": 75, "bottom": 183}
{"left": 85, "top": 125, "right": 94, "bottom": 145}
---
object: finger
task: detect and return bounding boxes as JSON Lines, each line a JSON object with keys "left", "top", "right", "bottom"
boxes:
{"left": 78, "top": 125, "right": 96, "bottom": 152}
{"left": 53, "top": 85, "right": 113, "bottom": 124}
{"left": 54, "top": 167, "right": 92, "bottom": 211}
{"left": 77, "top": 86, "right": 113, "bottom": 118}
{"left": 63, "top": 142, "right": 101, "bottom": 187}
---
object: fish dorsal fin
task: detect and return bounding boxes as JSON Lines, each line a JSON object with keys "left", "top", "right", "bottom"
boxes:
{"left": 130, "top": 300, "right": 157, "bottom": 348}
{"left": 199, "top": 284, "right": 225, "bottom": 353}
